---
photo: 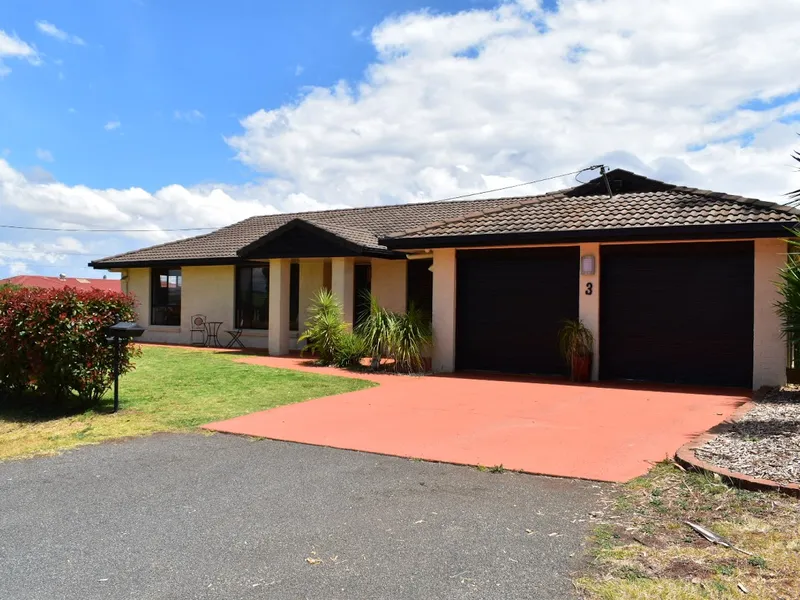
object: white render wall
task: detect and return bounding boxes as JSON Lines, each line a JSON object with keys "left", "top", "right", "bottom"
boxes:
{"left": 578, "top": 243, "right": 601, "bottom": 382}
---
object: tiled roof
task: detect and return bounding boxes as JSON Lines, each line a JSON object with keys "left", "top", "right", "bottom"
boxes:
{"left": 90, "top": 196, "right": 527, "bottom": 266}
{"left": 386, "top": 187, "right": 797, "bottom": 240}
{"left": 1, "top": 275, "right": 122, "bottom": 292}
{"left": 90, "top": 170, "right": 798, "bottom": 267}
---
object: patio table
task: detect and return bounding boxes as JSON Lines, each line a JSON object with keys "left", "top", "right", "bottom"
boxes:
{"left": 204, "top": 321, "right": 223, "bottom": 347}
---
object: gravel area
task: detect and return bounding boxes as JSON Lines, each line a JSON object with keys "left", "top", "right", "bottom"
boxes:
{"left": 695, "top": 387, "right": 800, "bottom": 485}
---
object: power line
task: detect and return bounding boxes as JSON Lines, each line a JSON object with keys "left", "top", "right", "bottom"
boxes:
{"left": 426, "top": 165, "right": 603, "bottom": 203}
{"left": 0, "top": 165, "right": 605, "bottom": 233}
{"left": 0, "top": 224, "right": 217, "bottom": 233}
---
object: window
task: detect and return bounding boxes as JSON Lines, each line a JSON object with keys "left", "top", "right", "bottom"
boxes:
{"left": 151, "top": 268, "right": 182, "bottom": 326}
{"left": 236, "top": 264, "right": 301, "bottom": 330}
{"left": 236, "top": 266, "right": 269, "bottom": 329}
{"left": 406, "top": 259, "right": 433, "bottom": 319}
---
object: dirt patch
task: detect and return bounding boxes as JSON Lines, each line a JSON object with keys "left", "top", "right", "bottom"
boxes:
{"left": 576, "top": 461, "right": 800, "bottom": 599}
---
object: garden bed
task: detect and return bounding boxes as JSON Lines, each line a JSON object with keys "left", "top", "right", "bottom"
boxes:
{"left": 694, "top": 387, "right": 800, "bottom": 486}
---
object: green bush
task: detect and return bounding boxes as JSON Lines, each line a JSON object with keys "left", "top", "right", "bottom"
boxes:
{"left": 391, "top": 303, "right": 432, "bottom": 373}
{"left": 777, "top": 234, "right": 800, "bottom": 347}
{"left": 299, "top": 289, "right": 347, "bottom": 363}
{"left": 0, "top": 286, "right": 140, "bottom": 410}
{"left": 356, "top": 291, "right": 395, "bottom": 365}
{"left": 333, "top": 332, "right": 368, "bottom": 368}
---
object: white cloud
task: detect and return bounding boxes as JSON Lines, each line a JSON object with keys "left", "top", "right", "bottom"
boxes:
{"left": 226, "top": 0, "right": 800, "bottom": 205}
{"left": 0, "top": 238, "right": 88, "bottom": 275}
{"left": 0, "top": 159, "right": 281, "bottom": 244}
{"left": 35, "top": 21, "right": 85, "bottom": 46}
{"left": 0, "top": 30, "right": 39, "bottom": 77}
{"left": 295, "top": 65, "right": 304, "bottom": 76}
{"left": 35, "top": 148, "right": 54, "bottom": 162}
{"left": 173, "top": 109, "right": 204, "bottom": 122}
{"left": 3, "top": 0, "right": 800, "bottom": 269}
{"left": 104, "top": 120, "right": 121, "bottom": 131}
{"left": 67, "top": 107, "right": 77, "bottom": 114}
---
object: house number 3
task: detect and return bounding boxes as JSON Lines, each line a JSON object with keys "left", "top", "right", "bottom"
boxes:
{"left": 585, "top": 282, "right": 593, "bottom": 296}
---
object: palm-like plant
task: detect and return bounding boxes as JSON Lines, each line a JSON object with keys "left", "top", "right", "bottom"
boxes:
{"left": 558, "top": 319, "right": 594, "bottom": 362}
{"left": 299, "top": 289, "right": 347, "bottom": 364}
{"left": 790, "top": 150, "right": 800, "bottom": 205}
{"left": 355, "top": 291, "right": 395, "bottom": 367}
{"left": 777, "top": 239, "right": 800, "bottom": 343}
{"left": 391, "top": 303, "right": 432, "bottom": 373}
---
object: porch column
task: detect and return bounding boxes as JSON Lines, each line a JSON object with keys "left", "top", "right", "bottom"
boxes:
{"left": 268, "top": 258, "right": 291, "bottom": 356}
{"left": 298, "top": 260, "right": 325, "bottom": 338}
{"left": 432, "top": 248, "right": 456, "bottom": 373}
{"left": 579, "top": 243, "right": 601, "bottom": 381}
{"left": 331, "top": 257, "right": 355, "bottom": 327}
{"left": 753, "top": 238, "right": 787, "bottom": 389}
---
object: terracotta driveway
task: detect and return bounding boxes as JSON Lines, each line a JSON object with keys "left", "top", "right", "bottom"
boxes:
{"left": 204, "top": 356, "right": 749, "bottom": 482}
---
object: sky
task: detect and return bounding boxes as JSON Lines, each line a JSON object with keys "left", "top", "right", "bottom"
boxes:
{"left": 0, "top": 0, "right": 799, "bottom": 279}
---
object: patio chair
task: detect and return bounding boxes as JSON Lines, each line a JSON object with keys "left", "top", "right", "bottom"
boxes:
{"left": 225, "top": 319, "right": 246, "bottom": 349}
{"left": 190, "top": 314, "right": 207, "bottom": 346}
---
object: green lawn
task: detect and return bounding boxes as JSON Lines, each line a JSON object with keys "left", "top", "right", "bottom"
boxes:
{"left": 0, "top": 346, "right": 375, "bottom": 460}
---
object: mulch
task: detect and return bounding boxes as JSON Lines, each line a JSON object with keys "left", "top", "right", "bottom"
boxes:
{"left": 695, "top": 387, "right": 800, "bottom": 485}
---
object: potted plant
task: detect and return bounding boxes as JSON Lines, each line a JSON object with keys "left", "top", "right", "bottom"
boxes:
{"left": 558, "top": 319, "right": 594, "bottom": 383}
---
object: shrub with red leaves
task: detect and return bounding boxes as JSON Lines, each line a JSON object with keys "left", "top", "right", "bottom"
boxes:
{"left": 0, "top": 286, "right": 141, "bottom": 409}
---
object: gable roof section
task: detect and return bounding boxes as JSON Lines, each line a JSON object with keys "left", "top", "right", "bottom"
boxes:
{"left": 383, "top": 171, "right": 799, "bottom": 248}
{"left": 237, "top": 218, "right": 391, "bottom": 259}
{"left": 89, "top": 169, "right": 799, "bottom": 268}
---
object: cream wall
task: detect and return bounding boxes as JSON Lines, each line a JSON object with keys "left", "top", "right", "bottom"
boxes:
{"left": 578, "top": 243, "right": 601, "bottom": 381}
{"left": 431, "top": 248, "right": 457, "bottom": 373}
{"left": 753, "top": 238, "right": 787, "bottom": 389}
{"left": 371, "top": 259, "right": 407, "bottom": 314}
{"left": 298, "top": 260, "right": 326, "bottom": 338}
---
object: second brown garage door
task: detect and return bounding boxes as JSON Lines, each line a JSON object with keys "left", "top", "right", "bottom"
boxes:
{"left": 600, "top": 242, "right": 754, "bottom": 388}
{"left": 456, "top": 247, "right": 579, "bottom": 375}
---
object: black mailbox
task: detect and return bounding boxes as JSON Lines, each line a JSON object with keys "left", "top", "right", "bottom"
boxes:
{"left": 106, "top": 321, "right": 146, "bottom": 412}
{"left": 107, "top": 322, "right": 146, "bottom": 339}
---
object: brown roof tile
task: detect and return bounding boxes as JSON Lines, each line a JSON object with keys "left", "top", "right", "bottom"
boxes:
{"left": 90, "top": 169, "right": 798, "bottom": 267}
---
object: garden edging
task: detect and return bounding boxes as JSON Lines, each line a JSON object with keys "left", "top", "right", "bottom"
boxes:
{"left": 674, "top": 392, "right": 800, "bottom": 498}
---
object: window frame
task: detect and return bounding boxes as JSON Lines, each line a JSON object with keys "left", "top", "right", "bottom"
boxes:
{"left": 150, "top": 267, "right": 182, "bottom": 326}
{"left": 235, "top": 265, "right": 270, "bottom": 330}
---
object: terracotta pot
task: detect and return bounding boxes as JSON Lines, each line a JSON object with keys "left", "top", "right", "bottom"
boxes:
{"left": 571, "top": 353, "right": 593, "bottom": 383}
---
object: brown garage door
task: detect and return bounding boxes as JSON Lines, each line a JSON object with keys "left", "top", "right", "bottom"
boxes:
{"left": 600, "top": 242, "right": 754, "bottom": 388}
{"left": 456, "top": 247, "right": 579, "bottom": 375}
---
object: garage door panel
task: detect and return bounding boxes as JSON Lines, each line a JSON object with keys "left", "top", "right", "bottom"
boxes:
{"left": 600, "top": 242, "right": 753, "bottom": 388}
{"left": 456, "top": 247, "right": 579, "bottom": 375}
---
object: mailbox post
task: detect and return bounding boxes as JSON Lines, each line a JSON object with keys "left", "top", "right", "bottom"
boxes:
{"left": 106, "top": 322, "right": 146, "bottom": 412}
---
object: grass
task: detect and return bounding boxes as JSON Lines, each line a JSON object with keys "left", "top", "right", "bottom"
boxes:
{"left": 576, "top": 461, "right": 800, "bottom": 599}
{"left": 0, "top": 345, "right": 375, "bottom": 460}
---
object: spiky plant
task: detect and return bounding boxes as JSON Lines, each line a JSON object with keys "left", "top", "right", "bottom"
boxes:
{"left": 355, "top": 291, "right": 395, "bottom": 367}
{"left": 298, "top": 288, "right": 347, "bottom": 364}
{"left": 558, "top": 319, "right": 594, "bottom": 363}
{"left": 390, "top": 303, "right": 432, "bottom": 373}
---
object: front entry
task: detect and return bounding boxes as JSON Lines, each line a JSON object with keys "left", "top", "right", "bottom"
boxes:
{"left": 455, "top": 247, "right": 580, "bottom": 375}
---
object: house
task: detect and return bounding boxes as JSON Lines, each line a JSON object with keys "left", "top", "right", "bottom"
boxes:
{"left": 0, "top": 274, "right": 122, "bottom": 293}
{"left": 89, "top": 169, "right": 799, "bottom": 390}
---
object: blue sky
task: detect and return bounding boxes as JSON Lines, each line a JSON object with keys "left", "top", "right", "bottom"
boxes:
{"left": 0, "top": 0, "right": 798, "bottom": 279}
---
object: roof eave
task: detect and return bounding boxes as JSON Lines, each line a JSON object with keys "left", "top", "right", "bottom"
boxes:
{"left": 381, "top": 222, "right": 798, "bottom": 250}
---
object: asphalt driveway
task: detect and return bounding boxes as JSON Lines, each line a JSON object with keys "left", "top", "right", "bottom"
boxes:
{"left": 0, "top": 433, "right": 607, "bottom": 600}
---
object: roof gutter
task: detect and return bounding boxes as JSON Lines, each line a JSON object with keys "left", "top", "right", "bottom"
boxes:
{"left": 381, "top": 222, "right": 797, "bottom": 250}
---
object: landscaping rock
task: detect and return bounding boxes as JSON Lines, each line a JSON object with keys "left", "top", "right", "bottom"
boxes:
{"left": 695, "top": 387, "right": 800, "bottom": 485}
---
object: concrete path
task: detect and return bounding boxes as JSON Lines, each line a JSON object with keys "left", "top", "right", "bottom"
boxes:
{"left": 0, "top": 434, "right": 608, "bottom": 600}
{"left": 205, "top": 355, "right": 750, "bottom": 482}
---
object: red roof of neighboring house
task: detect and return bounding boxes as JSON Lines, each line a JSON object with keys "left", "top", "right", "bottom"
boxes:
{"left": 0, "top": 275, "right": 122, "bottom": 293}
